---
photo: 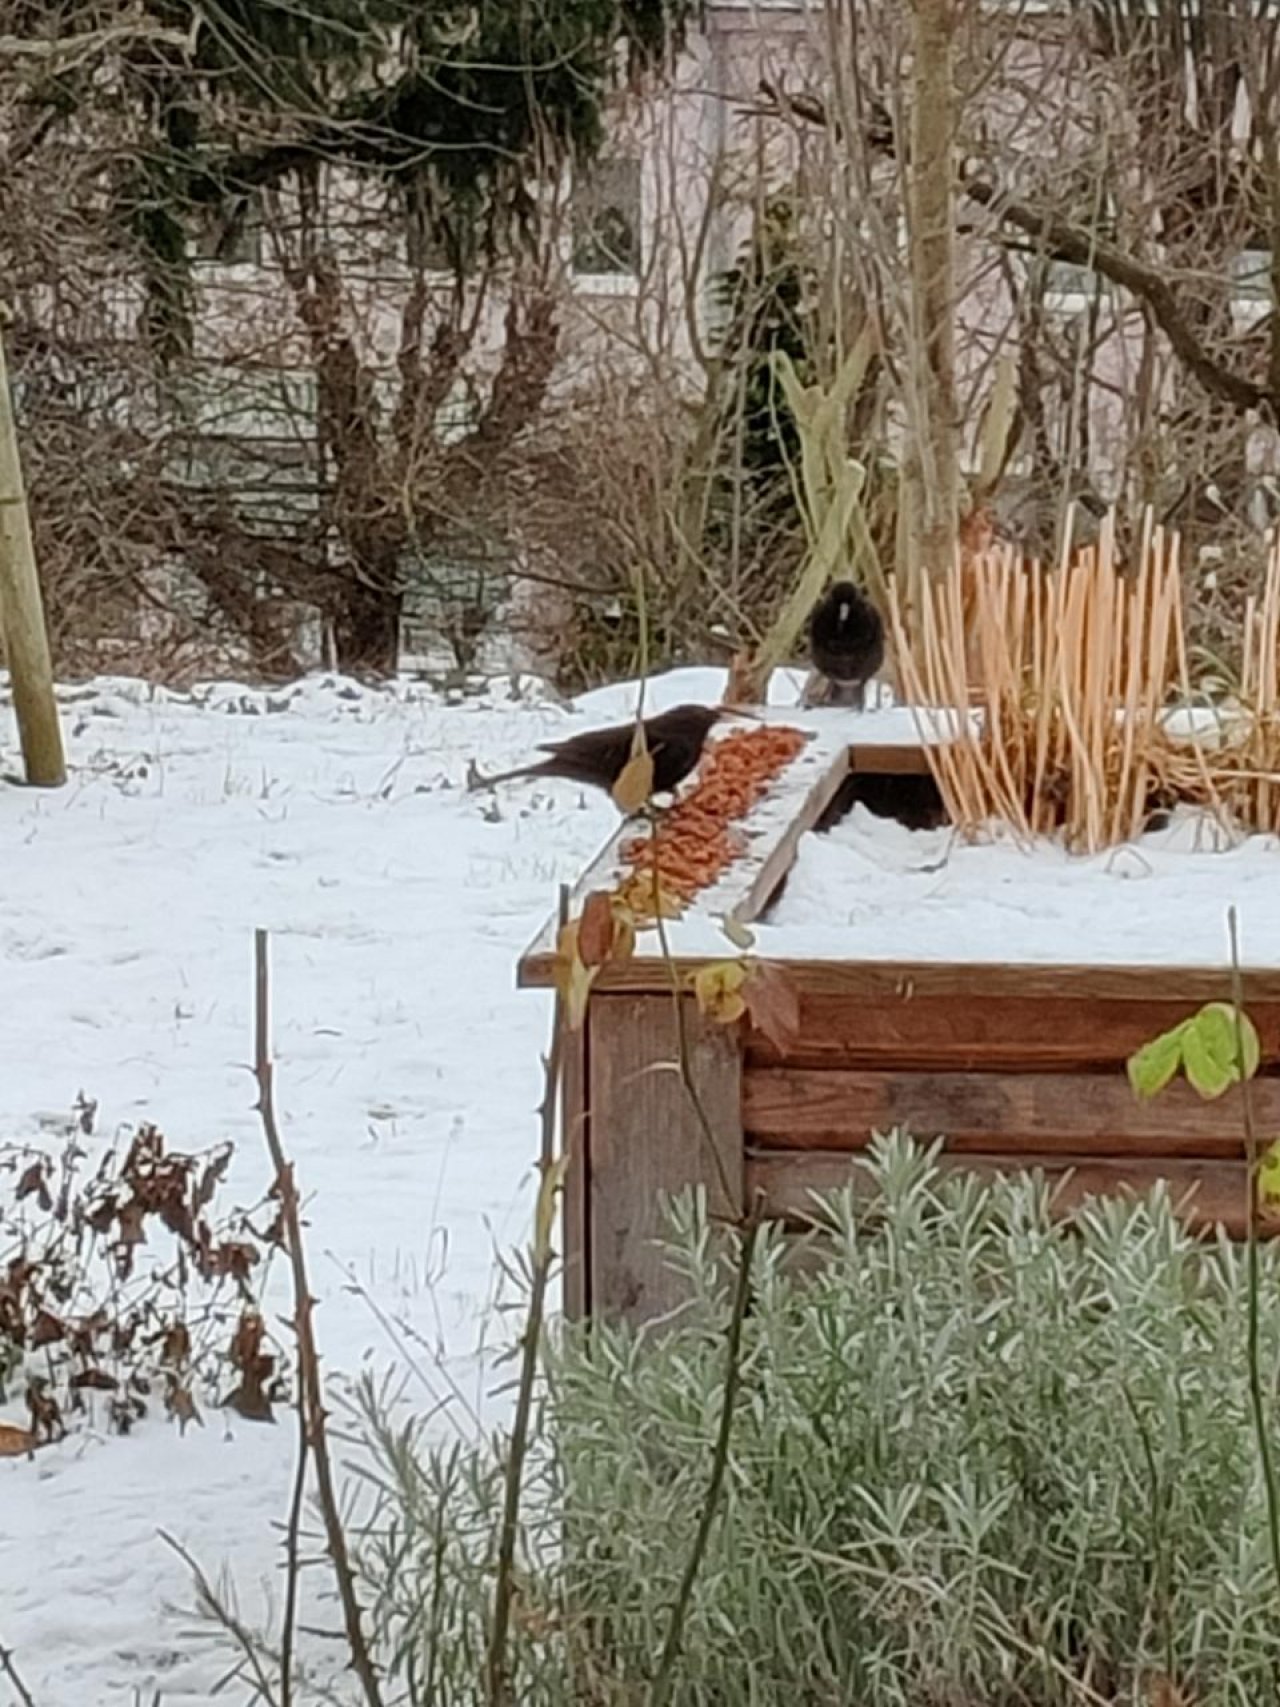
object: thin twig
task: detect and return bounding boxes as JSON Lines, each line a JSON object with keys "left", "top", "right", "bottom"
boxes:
{"left": 649, "top": 1202, "right": 761, "bottom": 1707}
{"left": 484, "top": 886, "right": 571, "bottom": 1707}
{"left": 278, "top": 1358, "right": 309, "bottom": 1705}
{"left": 160, "top": 1530, "right": 279, "bottom": 1707}
{"left": 0, "top": 1640, "right": 36, "bottom": 1707}
{"left": 1226, "top": 906, "right": 1280, "bottom": 1602}
{"left": 253, "top": 930, "right": 385, "bottom": 1707}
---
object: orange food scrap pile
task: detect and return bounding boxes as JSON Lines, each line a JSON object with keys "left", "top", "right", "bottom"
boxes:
{"left": 616, "top": 723, "right": 808, "bottom": 914}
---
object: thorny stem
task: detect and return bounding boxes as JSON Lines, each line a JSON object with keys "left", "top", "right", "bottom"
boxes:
{"left": 1227, "top": 907, "right": 1280, "bottom": 1604}
{"left": 254, "top": 931, "right": 385, "bottom": 1707}
{"left": 484, "top": 887, "right": 571, "bottom": 1707}
{"left": 649, "top": 1204, "right": 761, "bottom": 1707}
{"left": 0, "top": 1639, "right": 36, "bottom": 1707}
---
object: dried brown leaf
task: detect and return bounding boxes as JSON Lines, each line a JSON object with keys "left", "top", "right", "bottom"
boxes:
{"left": 577, "top": 890, "right": 616, "bottom": 968}
{"left": 26, "top": 1381, "right": 64, "bottom": 1442}
{"left": 116, "top": 1201, "right": 147, "bottom": 1246}
{"left": 30, "top": 1309, "right": 66, "bottom": 1348}
{"left": 70, "top": 1367, "right": 119, "bottom": 1391}
{"left": 161, "top": 1322, "right": 191, "bottom": 1366}
{"left": 0, "top": 1421, "right": 36, "bottom": 1457}
{"left": 742, "top": 961, "right": 802, "bottom": 1054}
{"left": 16, "top": 1160, "right": 51, "bottom": 1212}
{"left": 166, "top": 1384, "right": 203, "bottom": 1434}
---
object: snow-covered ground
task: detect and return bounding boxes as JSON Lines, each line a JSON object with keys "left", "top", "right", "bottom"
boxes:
{"left": 0, "top": 662, "right": 811, "bottom": 1705}
{"left": 4, "top": 661, "right": 1278, "bottom": 1703}
{"left": 0, "top": 672, "right": 601, "bottom": 1702}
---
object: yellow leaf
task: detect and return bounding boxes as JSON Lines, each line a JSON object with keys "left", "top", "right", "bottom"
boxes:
{"left": 1257, "top": 1139, "right": 1280, "bottom": 1217}
{"left": 614, "top": 869, "right": 685, "bottom": 923}
{"left": 533, "top": 1155, "right": 571, "bottom": 1265}
{"left": 565, "top": 958, "right": 596, "bottom": 1030}
{"left": 608, "top": 897, "right": 637, "bottom": 963}
{"left": 552, "top": 921, "right": 597, "bottom": 1030}
{"left": 612, "top": 747, "right": 655, "bottom": 814}
{"left": 690, "top": 960, "right": 749, "bottom": 1026}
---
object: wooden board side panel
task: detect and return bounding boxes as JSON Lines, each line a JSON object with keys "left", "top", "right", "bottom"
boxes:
{"left": 745, "top": 994, "right": 1280, "bottom": 1071}
{"left": 524, "top": 956, "right": 1280, "bottom": 1004}
{"left": 587, "top": 996, "right": 744, "bottom": 1322}
{"left": 743, "top": 1067, "right": 1278, "bottom": 1157}
{"left": 730, "top": 746, "right": 853, "bottom": 927}
{"left": 747, "top": 1151, "right": 1254, "bottom": 1238}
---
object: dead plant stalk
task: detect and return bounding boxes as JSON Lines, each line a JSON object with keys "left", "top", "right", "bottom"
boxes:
{"left": 0, "top": 1640, "right": 36, "bottom": 1707}
{"left": 649, "top": 1201, "right": 762, "bottom": 1707}
{"left": 253, "top": 930, "right": 384, "bottom": 1707}
{"left": 484, "top": 886, "right": 571, "bottom": 1707}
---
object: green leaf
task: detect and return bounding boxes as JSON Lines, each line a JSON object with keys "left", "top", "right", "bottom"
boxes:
{"left": 1257, "top": 1139, "right": 1280, "bottom": 1215}
{"left": 1200, "top": 1000, "right": 1261, "bottom": 1082}
{"left": 1126, "top": 1025, "right": 1185, "bottom": 1101}
{"left": 1181, "top": 1006, "right": 1239, "bottom": 1100}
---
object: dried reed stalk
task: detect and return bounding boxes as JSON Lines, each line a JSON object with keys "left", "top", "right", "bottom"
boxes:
{"left": 889, "top": 523, "right": 1280, "bottom": 852}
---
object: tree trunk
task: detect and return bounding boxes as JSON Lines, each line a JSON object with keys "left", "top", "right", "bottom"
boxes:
{"left": 905, "top": 0, "right": 960, "bottom": 587}
{"left": 332, "top": 577, "right": 403, "bottom": 677}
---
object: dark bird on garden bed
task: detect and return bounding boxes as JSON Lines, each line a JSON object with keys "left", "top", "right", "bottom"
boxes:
{"left": 468, "top": 703, "right": 728, "bottom": 800}
{"left": 806, "top": 580, "right": 886, "bottom": 709}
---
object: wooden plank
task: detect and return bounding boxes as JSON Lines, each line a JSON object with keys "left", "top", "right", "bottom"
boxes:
{"left": 560, "top": 1023, "right": 590, "bottom": 1321}
{"left": 847, "top": 741, "right": 937, "bottom": 775}
{"left": 746, "top": 1150, "right": 1255, "bottom": 1238}
{"left": 588, "top": 995, "right": 744, "bottom": 1323}
{"left": 519, "top": 952, "right": 1280, "bottom": 1006}
{"left": 729, "top": 745, "right": 853, "bottom": 928}
{"left": 743, "top": 1066, "right": 1279, "bottom": 1158}
{"left": 743, "top": 992, "right": 1263, "bottom": 1070}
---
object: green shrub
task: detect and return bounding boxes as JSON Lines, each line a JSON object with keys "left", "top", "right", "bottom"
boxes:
{"left": 352, "top": 1136, "right": 1280, "bottom": 1704}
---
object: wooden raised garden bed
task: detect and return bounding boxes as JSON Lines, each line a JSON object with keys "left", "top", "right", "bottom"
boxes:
{"left": 518, "top": 711, "right": 1280, "bottom": 1325}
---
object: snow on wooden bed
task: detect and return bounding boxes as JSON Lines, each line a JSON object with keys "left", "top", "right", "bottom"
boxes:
{"left": 518, "top": 704, "right": 969, "bottom": 976}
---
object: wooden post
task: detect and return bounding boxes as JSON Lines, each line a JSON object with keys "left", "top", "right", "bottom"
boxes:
{"left": 0, "top": 322, "right": 65, "bottom": 787}
{"left": 586, "top": 994, "right": 744, "bottom": 1323}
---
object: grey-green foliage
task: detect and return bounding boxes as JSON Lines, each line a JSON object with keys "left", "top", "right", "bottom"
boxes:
{"left": 352, "top": 1136, "right": 1280, "bottom": 1705}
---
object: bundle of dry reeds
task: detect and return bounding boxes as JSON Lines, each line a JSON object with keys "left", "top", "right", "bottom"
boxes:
{"left": 887, "top": 519, "right": 1280, "bottom": 853}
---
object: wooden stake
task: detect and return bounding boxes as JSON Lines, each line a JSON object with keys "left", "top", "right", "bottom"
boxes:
{"left": 0, "top": 323, "right": 64, "bottom": 787}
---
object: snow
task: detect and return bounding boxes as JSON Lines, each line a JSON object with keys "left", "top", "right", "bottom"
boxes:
{"left": 3, "top": 658, "right": 1278, "bottom": 1702}
{"left": 0, "top": 666, "right": 637, "bottom": 1705}
{"left": 756, "top": 805, "right": 1280, "bottom": 968}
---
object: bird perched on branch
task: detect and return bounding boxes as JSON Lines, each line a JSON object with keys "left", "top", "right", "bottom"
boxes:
{"left": 468, "top": 703, "right": 728, "bottom": 801}
{"left": 805, "top": 580, "right": 885, "bottom": 709}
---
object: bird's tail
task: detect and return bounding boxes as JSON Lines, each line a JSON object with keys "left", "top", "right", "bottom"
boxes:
{"left": 466, "top": 757, "right": 549, "bottom": 792}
